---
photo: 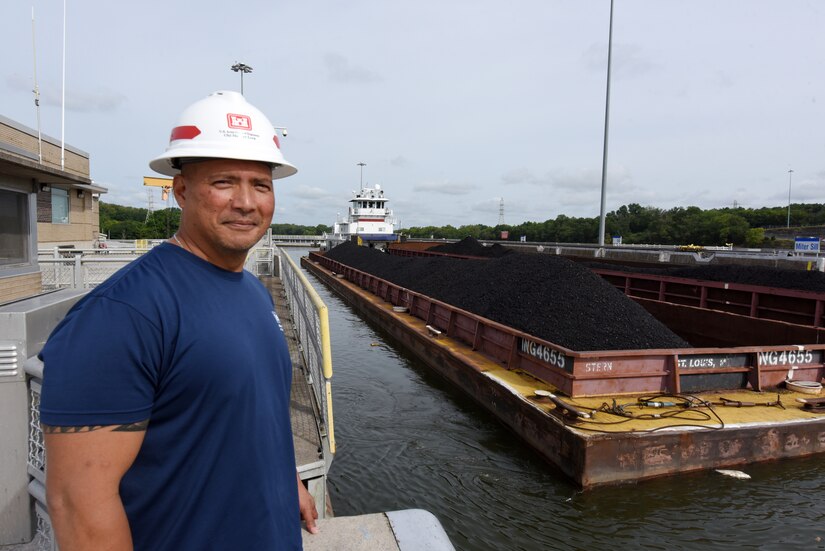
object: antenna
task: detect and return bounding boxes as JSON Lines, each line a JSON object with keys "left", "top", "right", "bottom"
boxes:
{"left": 498, "top": 197, "right": 505, "bottom": 225}
{"left": 60, "top": 0, "right": 67, "bottom": 170}
{"left": 357, "top": 162, "right": 366, "bottom": 190}
{"left": 31, "top": 7, "right": 42, "bottom": 163}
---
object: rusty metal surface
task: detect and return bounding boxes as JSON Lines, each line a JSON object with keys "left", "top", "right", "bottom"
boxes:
{"left": 580, "top": 420, "right": 825, "bottom": 487}
{"left": 595, "top": 268, "right": 825, "bottom": 328}
{"left": 309, "top": 251, "right": 825, "bottom": 398}
{"left": 302, "top": 256, "right": 825, "bottom": 488}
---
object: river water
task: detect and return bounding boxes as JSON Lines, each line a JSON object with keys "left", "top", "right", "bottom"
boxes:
{"left": 289, "top": 250, "right": 825, "bottom": 551}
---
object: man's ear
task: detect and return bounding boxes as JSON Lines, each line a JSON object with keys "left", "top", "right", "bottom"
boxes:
{"left": 172, "top": 174, "right": 186, "bottom": 208}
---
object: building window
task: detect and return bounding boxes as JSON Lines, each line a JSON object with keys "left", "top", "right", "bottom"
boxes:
{"left": 0, "top": 188, "right": 30, "bottom": 266}
{"left": 51, "top": 187, "right": 69, "bottom": 224}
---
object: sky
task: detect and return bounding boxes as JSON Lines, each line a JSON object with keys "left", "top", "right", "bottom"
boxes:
{"left": 2, "top": 0, "right": 823, "bottom": 228}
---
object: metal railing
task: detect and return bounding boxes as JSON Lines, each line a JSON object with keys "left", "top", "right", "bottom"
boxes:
{"left": 278, "top": 248, "right": 335, "bottom": 454}
{"left": 25, "top": 358, "right": 56, "bottom": 551}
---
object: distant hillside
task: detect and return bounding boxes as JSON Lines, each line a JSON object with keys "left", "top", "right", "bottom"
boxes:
{"left": 402, "top": 203, "right": 825, "bottom": 248}
{"left": 99, "top": 202, "right": 330, "bottom": 240}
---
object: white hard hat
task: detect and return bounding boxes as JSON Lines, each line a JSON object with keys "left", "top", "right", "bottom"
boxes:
{"left": 149, "top": 90, "right": 297, "bottom": 179}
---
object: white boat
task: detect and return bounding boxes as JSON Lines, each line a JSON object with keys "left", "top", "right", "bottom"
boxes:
{"left": 324, "top": 184, "right": 398, "bottom": 250}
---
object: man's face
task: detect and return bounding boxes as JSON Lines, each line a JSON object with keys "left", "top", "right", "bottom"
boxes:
{"left": 173, "top": 158, "right": 274, "bottom": 269}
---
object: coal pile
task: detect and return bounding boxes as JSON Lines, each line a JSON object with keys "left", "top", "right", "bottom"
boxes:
{"left": 585, "top": 261, "right": 825, "bottom": 293}
{"left": 324, "top": 242, "right": 690, "bottom": 351}
{"left": 428, "top": 237, "right": 513, "bottom": 258}
{"left": 668, "top": 265, "right": 825, "bottom": 293}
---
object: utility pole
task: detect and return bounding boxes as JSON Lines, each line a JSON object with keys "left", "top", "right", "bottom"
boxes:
{"left": 230, "top": 62, "right": 253, "bottom": 95}
{"left": 787, "top": 168, "right": 794, "bottom": 228}
{"left": 597, "top": 0, "right": 615, "bottom": 247}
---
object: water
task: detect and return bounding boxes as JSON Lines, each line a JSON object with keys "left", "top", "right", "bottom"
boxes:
{"left": 287, "top": 250, "right": 825, "bottom": 551}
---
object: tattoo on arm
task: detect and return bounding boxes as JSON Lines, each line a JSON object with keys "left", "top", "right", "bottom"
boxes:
{"left": 42, "top": 419, "right": 149, "bottom": 434}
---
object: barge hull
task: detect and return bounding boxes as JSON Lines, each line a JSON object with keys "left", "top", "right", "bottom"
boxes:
{"left": 302, "top": 256, "right": 825, "bottom": 487}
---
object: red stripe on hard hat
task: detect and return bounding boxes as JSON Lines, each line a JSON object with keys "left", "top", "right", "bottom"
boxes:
{"left": 273, "top": 135, "right": 281, "bottom": 149}
{"left": 170, "top": 125, "right": 201, "bottom": 141}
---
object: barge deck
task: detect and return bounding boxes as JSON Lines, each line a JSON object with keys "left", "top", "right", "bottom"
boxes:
{"left": 303, "top": 252, "right": 825, "bottom": 488}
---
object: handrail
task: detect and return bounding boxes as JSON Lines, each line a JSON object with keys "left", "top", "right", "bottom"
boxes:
{"left": 278, "top": 248, "right": 335, "bottom": 454}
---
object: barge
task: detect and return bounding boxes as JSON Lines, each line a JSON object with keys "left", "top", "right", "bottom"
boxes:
{"left": 303, "top": 248, "right": 825, "bottom": 488}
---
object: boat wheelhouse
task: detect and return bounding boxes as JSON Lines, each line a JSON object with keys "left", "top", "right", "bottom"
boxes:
{"left": 325, "top": 184, "right": 398, "bottom": 249}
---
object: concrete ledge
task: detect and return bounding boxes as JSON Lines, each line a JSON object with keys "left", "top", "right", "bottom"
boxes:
{"left": 302, "top": 510, "right": 454, "bottom": 551}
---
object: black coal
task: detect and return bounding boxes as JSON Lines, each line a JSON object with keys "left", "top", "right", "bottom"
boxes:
{"left": 585, "top": 261, "right": 825, "bottom": 293}
{"left": 324, "top": 242, "right": 690, "bottom": 351}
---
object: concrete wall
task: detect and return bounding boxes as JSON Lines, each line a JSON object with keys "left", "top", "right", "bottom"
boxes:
{"left": 1, "top": 115, "right": 101, "bottom": 248}
{"left": 37, "top": 193, "right": 101, "bottom": 246}
{"left": 0, "top": 118, "right": 89, "bottom": 178}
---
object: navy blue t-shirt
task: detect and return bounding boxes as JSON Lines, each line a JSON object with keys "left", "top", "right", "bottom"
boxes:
{"left": 40, "top": 243, "right": 301, "bottom": 550}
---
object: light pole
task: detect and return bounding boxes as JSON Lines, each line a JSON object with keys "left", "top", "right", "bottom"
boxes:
{"left": 597, "top": 0, "right": 615, "bottom": 247}
{"left": 787, "top": 168, "right": 794, "bottom": 228}
{"left": 230, "top": 62, "right": 253, "bottom": 95}
{"left": 357, "top": 162, "right": 366, "bottom": 190}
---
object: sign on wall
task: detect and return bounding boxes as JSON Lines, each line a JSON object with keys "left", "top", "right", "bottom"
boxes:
{"left": 794, "top": 237, "right": 821, "bottom": 253}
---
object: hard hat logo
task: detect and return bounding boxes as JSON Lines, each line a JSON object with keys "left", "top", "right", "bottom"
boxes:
{"left": 227, "top": 114, "right": 251, "bottom": 130}
{"left": 149, "top": 90, "right": 297, "bottom": 180}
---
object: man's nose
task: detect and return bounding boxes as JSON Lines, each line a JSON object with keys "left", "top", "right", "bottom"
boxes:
{"left": 231, "top": 182, "right": 256, "bottom": 211}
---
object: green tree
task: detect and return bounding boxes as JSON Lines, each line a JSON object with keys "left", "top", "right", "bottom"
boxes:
{"left": 144, "top": 208, "right": 181, "bottom": 239}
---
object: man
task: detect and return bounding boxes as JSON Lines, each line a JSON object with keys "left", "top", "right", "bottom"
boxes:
{"left": 39, "top": 90, "right": 318, "bottom": 550}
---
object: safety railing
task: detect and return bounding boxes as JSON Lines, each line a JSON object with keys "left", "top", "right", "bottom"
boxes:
{"left": 38, "top": 242, "right": 275, "bottom": 289}
{"left": 244, "top": 246, "right": 276, "bottom": 277}
{"left": 24, "top": 357, "right": 56, "bottom": 551}
{"left": 39, "top": 256, "right": 138, "bottom": 290}
{"left": 278, "top": 248, "right": 335, "bottom": 454}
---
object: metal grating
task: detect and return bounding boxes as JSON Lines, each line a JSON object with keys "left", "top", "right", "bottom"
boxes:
{"left": 34, "top": 502, "right": 55, "bottom": 551}
{"left": 28, "top": 380, "right": 45, "bottom": 475}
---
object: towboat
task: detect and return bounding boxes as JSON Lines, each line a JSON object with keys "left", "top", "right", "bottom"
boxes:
{"left": 323, "top": 184, "right": 398, "bottom": 250}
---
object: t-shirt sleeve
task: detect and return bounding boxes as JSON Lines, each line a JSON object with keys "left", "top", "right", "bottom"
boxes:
{"left": 39, "top": 296, "right": 163, "bottom": 427}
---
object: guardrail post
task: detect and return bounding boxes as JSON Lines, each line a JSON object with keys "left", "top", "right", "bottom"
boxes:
{"left": 73, "top": 254, "right": 82, "bottom": 289}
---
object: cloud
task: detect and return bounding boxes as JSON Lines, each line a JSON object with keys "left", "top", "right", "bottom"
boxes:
{"left": 6, "top": 74, "right": 126, "bottom": 113}
{"left": 289, "top": 185, "right": 333, "bottom": 200}
{"left": 413, "top": 179, "right": 476, "bottom": 195}
{"left": 711, "top": 70, "right": 735, "bottom": 89}
{"left": 471, "top": 198, "right": 503, "bottom": 214}
{"left": 582, "top": 43, "right": 659, "bottom": 79}
{"left": 389, "top": 155, "right": 408, "bottom": 167}
{"left": 323, "top": 54, "right": 382, "bottom": 84}
{"left": 501, "top": 166, "right": 631, "bottom": 191}
{"left": 501, "top": 168, "right": 540, "bottom": 186}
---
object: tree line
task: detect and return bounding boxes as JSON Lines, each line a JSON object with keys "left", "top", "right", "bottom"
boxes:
{"left": 101, "top": 201, "right": 824, "bottom": 247}
{"left": 403, "top": 204, "right": 825, "bottom": 248}
{"left": 99, "top": 203, "right": 330, "bottom": 240}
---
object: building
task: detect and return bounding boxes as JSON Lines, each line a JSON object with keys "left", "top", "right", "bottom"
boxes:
{"left": 0, "top": 114, "right": 106, "bottom": 304}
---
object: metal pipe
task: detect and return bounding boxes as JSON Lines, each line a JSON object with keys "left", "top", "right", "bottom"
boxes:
{"left": 787, "top": 168, "right": 794, "bottom": 228}
{"left": 60, "top": 0, "right": 66, "bottom": 170}
{"left": 597, "top": 0, "right": 615, "bottom": 247}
